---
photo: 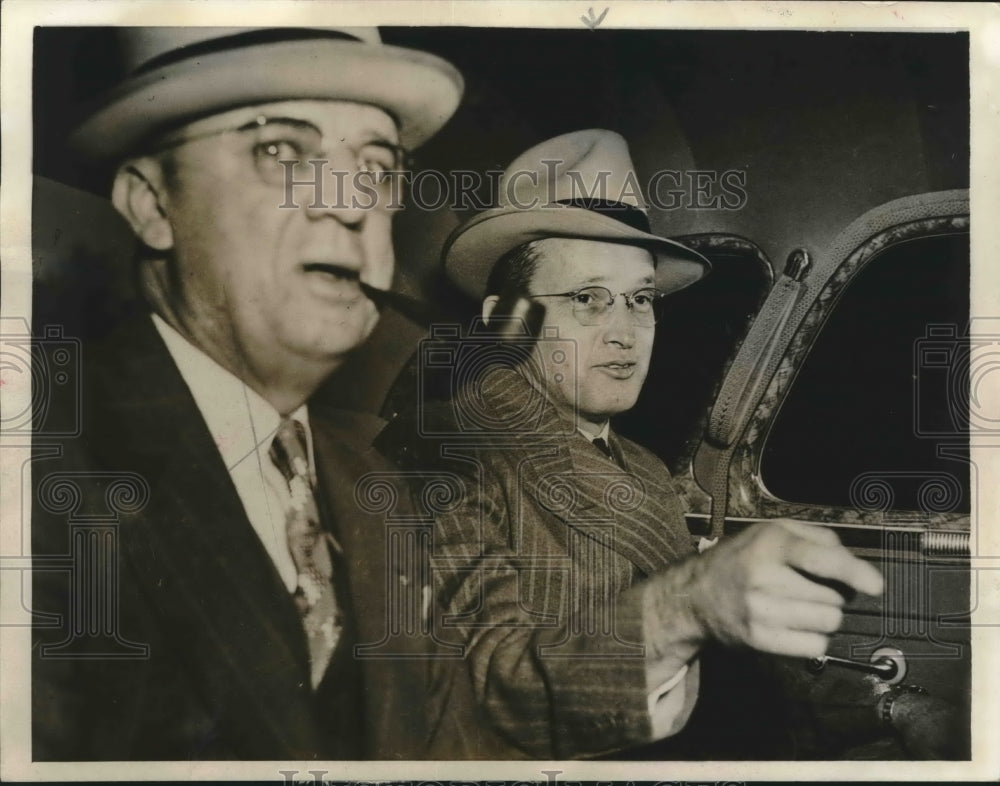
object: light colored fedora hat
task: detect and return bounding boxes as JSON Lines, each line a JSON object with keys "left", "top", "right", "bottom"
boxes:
{"left": 443, "top": 129, "right": 710, "bottom": 298}
{"left": 71, "top": 27, "right": 463, "bottom": 159}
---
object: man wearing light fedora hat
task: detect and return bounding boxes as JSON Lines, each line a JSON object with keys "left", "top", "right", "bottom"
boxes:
{"left": 32, "top": 27, "right": 465, "bottom": 760}
{"left": 389, "top": 129, "right": 885, "bottom": 758}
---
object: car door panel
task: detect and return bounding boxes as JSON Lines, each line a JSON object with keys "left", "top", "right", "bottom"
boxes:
{"left": 689, "top": 191, "right": 972, "bottom": 759}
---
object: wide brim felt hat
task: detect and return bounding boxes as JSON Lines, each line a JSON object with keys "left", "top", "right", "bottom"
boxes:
{"left": 443, "top": 129, "right": 711, "bottom": 299}
{"left": 71, "top": 27, "right": 464, "bottom": 160}
{"left": 444, "top": 206, "right": 710, "bottom": 298}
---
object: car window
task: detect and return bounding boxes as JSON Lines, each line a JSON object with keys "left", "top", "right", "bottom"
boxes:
{"left": 616, "top": 234, "right": 773, "bottom": 474}
{"left": 760, "top": 232, "right": 970, "bottom": 516}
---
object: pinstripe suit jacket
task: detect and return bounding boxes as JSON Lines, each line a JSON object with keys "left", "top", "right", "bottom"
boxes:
{"left": 389, "top": 365, "right": 700, "bottom": 759}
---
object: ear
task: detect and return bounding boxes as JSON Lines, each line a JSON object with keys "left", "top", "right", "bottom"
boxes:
{"left": 111, "top": 158, "right": 174, "bottom": 251}
{"left": 481, "top": 295, "right": 500, "bottom": 324}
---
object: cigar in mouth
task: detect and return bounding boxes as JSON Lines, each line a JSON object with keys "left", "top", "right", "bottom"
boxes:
{"left": 358, "top": 280, "right": 437, "bottom": 326}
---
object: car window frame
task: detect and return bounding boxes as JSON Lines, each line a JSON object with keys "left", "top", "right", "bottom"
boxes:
{"left": 691, "top": 189, "right": 970, "bottom": 542}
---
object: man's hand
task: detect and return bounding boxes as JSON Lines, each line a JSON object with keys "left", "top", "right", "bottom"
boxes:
{"left": 686, "top": 520, "right": 884, "bottom": 657}
{"left": 641, "top": 520, "right": 884, "bottom": 673}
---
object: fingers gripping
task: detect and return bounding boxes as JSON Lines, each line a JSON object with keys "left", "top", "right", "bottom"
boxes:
{"left": 781, "top": 527, "right": 885, "bottom": 597}
{"left": 690, "top": 522, "right": 883, "bottom": 657}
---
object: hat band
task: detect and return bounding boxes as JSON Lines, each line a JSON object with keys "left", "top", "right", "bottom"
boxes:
{"left": 134, "top": 28, "right": 364, "bottom": 76}
{"left": 554, "top": 198, "right": 651, "bottom": 234}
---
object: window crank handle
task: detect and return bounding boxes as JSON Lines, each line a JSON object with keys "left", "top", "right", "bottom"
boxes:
{"left": 806, "top": 647, "right": 907, "bottom": 684}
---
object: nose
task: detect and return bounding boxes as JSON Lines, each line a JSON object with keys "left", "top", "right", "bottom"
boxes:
{"left": 305, "top": 147, "right": 370, "bottom": 229}
{"left": 602, "top": 295, "right": 637, "bottom": 348}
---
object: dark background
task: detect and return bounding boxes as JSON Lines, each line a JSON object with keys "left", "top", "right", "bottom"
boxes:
{"left": 32, "top": 27, "right": 970, "bottom": 467}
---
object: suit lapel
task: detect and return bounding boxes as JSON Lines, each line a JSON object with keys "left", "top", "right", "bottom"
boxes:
{"left": 480, "top": 366, "right": 691, "bottom": 577}
{"left": 567, "top": 430, "right": 693, "bottom": 575}
{"left": 310, "top": 411, "right": 430, "bottom": 758}
{"left": 310, "top": 416, "right": 390, "bottom": 634}
{"left": 87, "top": 317, "right": 322, "bottom": 757}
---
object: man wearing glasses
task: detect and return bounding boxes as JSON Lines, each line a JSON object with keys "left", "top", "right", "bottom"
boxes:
{"left": 402, "top": 130, "right": 885, "bottom": 758}
{"left": 32, "top": 27, "right": 462, "bottom": 760}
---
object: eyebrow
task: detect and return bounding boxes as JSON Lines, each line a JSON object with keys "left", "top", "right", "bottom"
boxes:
{"left": 356, "top": 126, "right": 401, "bottom": 146}
{"left": 236, "top": 116, "right": 320, "bottom": 133}
{"left": 569, "top": 274, "right": 656, "bottom": 288}
{"left": 237, "top": 117, "right": 401, "bottom": 149}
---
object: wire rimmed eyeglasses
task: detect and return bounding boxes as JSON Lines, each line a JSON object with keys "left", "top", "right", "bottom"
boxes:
{"left": 530, "top": 286, "right": 667, "bottom": 327}
{"left": 148, "top": 114, "right": 413, "bottom": 189}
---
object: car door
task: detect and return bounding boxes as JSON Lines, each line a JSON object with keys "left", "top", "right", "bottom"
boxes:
{"left": 687, "top": 189, "right": 972, "bottom": 759}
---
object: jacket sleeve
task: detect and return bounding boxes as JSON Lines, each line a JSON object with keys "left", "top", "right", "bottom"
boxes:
{"left": 432, "top": 459, "right": 676, "bottom": 759}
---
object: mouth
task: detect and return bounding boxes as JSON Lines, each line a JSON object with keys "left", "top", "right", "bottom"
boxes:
{"left": 300, "top": 262, "right": 367, "bottom": 301}
{"left": 301, "top": 262, "right": 362, "bottom": 281}
{"left": 595, "top": 361, "right": 637, "bottom": 379}
{"left": 300, "top": 264, "right": 439, "bottom": 326}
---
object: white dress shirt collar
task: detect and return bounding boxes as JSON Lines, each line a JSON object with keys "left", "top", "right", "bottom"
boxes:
{"left": 577, "top": 421, "right": 611, "bottom": 444}
{"left": 151, "top": 313, "right": 310, "bottom": 591}
{"left": 151, "top": 313, "right": 313, "bottom": 473}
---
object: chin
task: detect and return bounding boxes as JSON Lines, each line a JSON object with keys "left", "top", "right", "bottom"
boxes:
{"left": 282, "top": 331, "right": 363, "bottom": 366}
{"left": 316, "top": 333, "right": 370, "bottom": 362}
{"left": 579, "top": 401, "right": 637, "bottom": 422}
{"left": 580, "top": 390, "right": 641, "bottom": 419}
{"left": 305, "top": 309, "right": 379, "bottom": 356}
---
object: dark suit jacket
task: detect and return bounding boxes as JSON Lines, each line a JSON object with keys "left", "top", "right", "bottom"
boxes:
{"left": 378, "top": 364, "right": 700, "bottom": 759}
{"left": 31, "top": 316, "right": 452, "bottom": 760}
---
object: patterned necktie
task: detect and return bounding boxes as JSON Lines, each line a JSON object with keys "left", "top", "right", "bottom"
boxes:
{"left": 269, "top": 418, "right": 341, "bottom": 688}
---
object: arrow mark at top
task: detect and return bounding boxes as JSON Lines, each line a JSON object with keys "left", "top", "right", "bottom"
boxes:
{"left": 581, "top": 7, "right": 609, "bottom": 29}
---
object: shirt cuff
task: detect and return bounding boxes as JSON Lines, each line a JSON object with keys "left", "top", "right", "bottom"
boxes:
{"left": 647, "top": 660, "right": 700, "bottom": 739}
